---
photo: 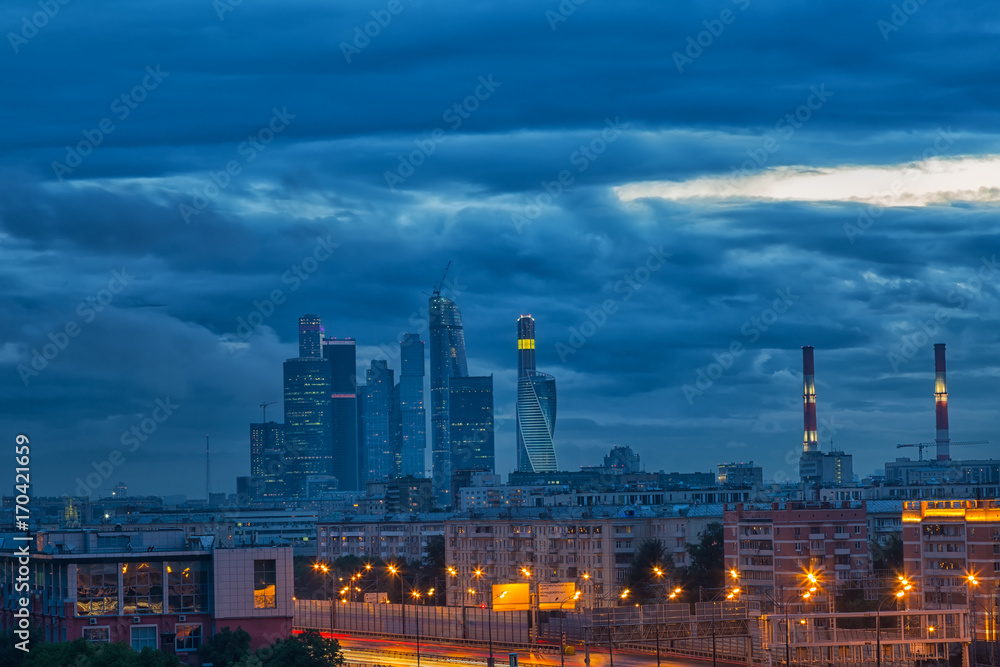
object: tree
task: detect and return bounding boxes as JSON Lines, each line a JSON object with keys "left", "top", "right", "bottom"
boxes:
{"left": 198, "top": 626, "right": 252, "bottom": 667}
{"left": 23, "top": 640, "right": 180, "bottom": 667}
{"left": 681, "top": 522, "right": 725, "bottom": 596}
{"left": 257, "top": 630, "right": 345, "bottom": 667}
{"left": 870, "top": 533, "right": 903, "bottom": 573}
{"left": 626, "top": 539, "right": 674, "bottom": 604}
{"left": 418, "top": 535, "right": 446, "bottom": 605}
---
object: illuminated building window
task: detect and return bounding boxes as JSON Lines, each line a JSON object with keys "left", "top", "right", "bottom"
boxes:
{"left": 76, "top": 563, "right": 118, "bottom": 616}
{"left": 175, "top": 624, "right": 202, "bottom": 651}
{"left": 254, "top": 559, "right": 277, "bottom": 609}
{"left": 83, "top": 627, "right": 110, "bottom": 643}
{"left": 123, "top": 562, "right": 163, "bottom": 615}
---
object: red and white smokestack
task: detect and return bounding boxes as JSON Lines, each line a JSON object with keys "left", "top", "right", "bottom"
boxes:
{"left": 934, "top": 343, "right": 950, "bottom": 461}
{"left": 802, "top": 346, "right": 818, "bottom": 453}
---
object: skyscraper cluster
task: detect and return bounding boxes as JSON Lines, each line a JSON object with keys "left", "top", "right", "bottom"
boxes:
{"left": 245, "top": 292, "right": 558, "bottom": 506}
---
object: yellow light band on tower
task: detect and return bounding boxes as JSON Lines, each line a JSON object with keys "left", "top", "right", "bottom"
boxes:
{"left": 518, "top": 339, "right": 535, "bottom": 349}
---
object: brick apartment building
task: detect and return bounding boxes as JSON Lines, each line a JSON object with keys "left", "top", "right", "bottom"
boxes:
{"left": 724, "top": 501, "right": 869, "bottom": 610}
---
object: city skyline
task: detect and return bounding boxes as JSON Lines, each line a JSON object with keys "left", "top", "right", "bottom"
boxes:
{"left": 3, "top": 2, "right": 1000, "bottom": 499}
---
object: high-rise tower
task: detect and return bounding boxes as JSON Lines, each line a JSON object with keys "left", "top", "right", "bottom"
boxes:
{"left": 399, "top": 334, "right": 427, "bottom": 477}
{"left": 283, "top": 316, "right": 333, "bottom": 498}
{"left": 298, "top": 314, "right": 323, "bottom": 358}
{"left": 516, "top": 316, "right": 557, "bottom": 472}
{"left": 362, "top": 360, "right": 396, "bottom": 483}
{"left": 324, "top": 338, "right": 359, "bottom": 491}
{"left": 449, "top": 375, "right": 495, "bottom": 474}
{"left": 429, "top": 295, "right": 469, "bottom": 503}
{"left": 517, "top": 371, "right": 558, "bottom": 472}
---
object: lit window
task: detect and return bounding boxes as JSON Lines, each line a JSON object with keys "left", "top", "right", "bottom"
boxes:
{"left": 83, "top": 627, "right": 110, "bottom": 643}
{"left": 254, "top": 560, "right": 277, "bottom": 609}
{"left": 175, "top": 624, "right": 202, "bottom": 651}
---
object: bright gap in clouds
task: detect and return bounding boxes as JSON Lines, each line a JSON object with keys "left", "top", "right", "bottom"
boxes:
{"left": 614, "top": 155, "right": 1000, "bottom": 206}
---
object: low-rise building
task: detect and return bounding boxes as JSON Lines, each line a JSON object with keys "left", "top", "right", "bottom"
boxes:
{"left": 0, "top": 527, "right": 293, "bottom": 660}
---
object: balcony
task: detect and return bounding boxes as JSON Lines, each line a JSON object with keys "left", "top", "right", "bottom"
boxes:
{"left": 834, "top": 532, "right": 850, "bottom": 540}
{"left": 835, "top": 563, "right": 852, "bottom": 570}
{"left": 834, "top": 548, "right": 851, "bottom": 555}
{"left": 809, "top": 532, "right": 825, "bottom": 540}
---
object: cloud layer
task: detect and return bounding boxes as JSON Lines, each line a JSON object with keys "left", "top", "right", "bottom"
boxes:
{"left": 2, "top": 0, "right": 1000, "bottom": 497}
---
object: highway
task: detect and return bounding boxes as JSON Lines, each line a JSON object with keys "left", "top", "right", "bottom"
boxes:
{"left": 332, "top": 634, "right": 738, "bottom": 667}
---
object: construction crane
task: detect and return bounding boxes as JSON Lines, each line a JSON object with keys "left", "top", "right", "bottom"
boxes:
{"left": 259, "top": 401, "right": 277, "bottom": 423}
{"left": 432, "top": 261, "right": 452, "bottom": 297}
{"left": 895, "top": 440, "right": 989, "bottom": 461}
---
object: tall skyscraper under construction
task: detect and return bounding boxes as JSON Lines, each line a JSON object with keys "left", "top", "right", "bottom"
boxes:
{"left": 429, "top": 295, "right": 469, "bottom": 503}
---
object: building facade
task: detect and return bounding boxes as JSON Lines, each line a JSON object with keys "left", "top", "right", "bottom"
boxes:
{"left": 448, "top": 376, "right": 495, "bottom": 480}
{"left": 723, "top": 501, "right": 869, "bottom": 610}
{"left": 516, "top": 371, "right": 558, "bottom": 473}
{"left": 362, "top": 360, "right": 396, "bottom": 484}
{"left": 429, "top": 295, "right": 469, "bottom": 504}
{"left": 0, "top": 528, "right": 293, "bottom": 659}
{"left": 399, "top": 334, "right": 427, "bottom": 478}
{"left": 324, "top": 338, "right": 360, "bottom": 492}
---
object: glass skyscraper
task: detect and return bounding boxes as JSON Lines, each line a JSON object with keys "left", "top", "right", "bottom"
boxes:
{"left": 323, "top": 338, "right": 360, "bottom": 491}
{"left": 515, "top": 315, "right": 558, "bottom": 473}
{"left": 249, "top": 421, "right": 285, "bottom": 499}
{"left": 429, "top": 296, "right": 469, "bottom": 503}
{"left": 282, "top": 315, "right": 332, "bottom": 498}
{"left": 516, "top": 370, "right": 558, "bottom": 472}
{"left": 399, "top": 333, "right": 426, "bottom": 477}
{"left": 448, "top": 375, "right": 495, "bottom": 475}
{"left": 362, "top": 360, "right": 396, "bottom": 483}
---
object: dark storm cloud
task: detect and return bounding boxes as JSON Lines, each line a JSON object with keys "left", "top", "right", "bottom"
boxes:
{"left": 1, "top": 0, "right": 999, "bottom": 495}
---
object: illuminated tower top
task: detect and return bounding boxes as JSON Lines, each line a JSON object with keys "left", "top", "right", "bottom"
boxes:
{"left": 298, "top": 314, "right": 324, "bottom": 358}
{"left": 517, "top": 315, "right": 535, "bottom": 378}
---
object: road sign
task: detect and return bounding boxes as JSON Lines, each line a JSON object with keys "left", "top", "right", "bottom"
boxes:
{"left": 539, "top": 582, "right": 577, "bottom": 610}
{"left": 493, "top": 583, "right": 529, "bottom": 611}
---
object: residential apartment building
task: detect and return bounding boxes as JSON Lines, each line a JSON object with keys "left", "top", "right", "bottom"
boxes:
{"left": 723, "top": 501, "right": 870, "bottom": 610}
{"left": 901, "top": 499, "right": 1000, "bottom": 620}
{"left": 316, "top": 513, "right": 449, "bottom": 563}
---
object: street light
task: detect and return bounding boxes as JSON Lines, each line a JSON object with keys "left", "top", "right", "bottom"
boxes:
{"left": 876, "top": 581, "right": 912, "bottom": 667}
{"left": 472, "top": 567, "right": 495, "bottom": 667}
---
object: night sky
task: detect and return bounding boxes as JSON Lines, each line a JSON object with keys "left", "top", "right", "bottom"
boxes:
{"left": 3, "top": 1, "right": 1000, "bottom": 498}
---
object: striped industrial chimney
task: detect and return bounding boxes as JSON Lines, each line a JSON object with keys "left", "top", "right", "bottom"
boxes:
{"left": 934, "top": 343, "right": 950, "bottom": 461}
{"left": 802, "top": 346, "right": 818, "bottom": 452}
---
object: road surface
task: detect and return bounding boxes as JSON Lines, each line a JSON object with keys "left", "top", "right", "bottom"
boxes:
{"left": 332, "top": 634, "right": 739, "bottom": 667}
